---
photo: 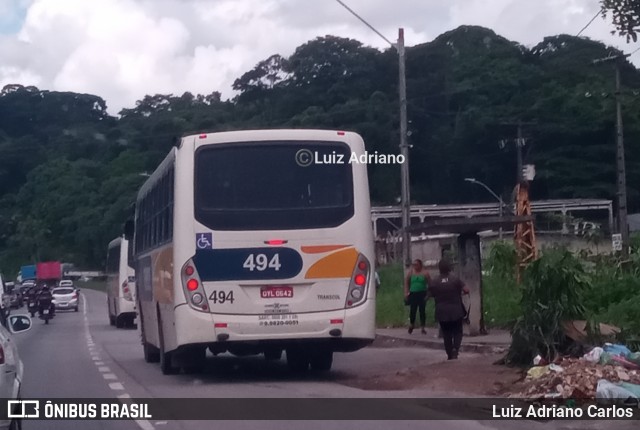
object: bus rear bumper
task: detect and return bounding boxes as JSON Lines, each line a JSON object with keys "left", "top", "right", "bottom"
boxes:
{"left": 173, "top": 300, "right": 375, "bottom": 353}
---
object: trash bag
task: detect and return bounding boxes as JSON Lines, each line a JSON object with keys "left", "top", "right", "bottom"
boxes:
{"left": 583, "top": 347, "right": 604, "bottom": 363}
{"left": 603, "top": 343, "right": 632, "bottom": 357}
{"left": 627, "top": 352, "right": 640, "bottom": 366}
{"left": 595, "top": 380, "right": 638, "bottom": 401}
{"left": 599, "top": 352, "right": 615, "bottom": 365}
{"left": 618, "top": 382, "right": 640, "bottom": 398}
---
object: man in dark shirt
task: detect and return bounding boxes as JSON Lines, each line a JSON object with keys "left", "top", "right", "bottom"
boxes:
{"left": 427, "top": 259, "right": 470, "bottom": 360}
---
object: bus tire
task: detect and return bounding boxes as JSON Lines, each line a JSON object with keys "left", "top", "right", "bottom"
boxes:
{"left": 140, "top": 314, "right": 160, "bottom": 363}
{"left": 286, "top": 348, "right": 309, "bottom": 372}
{"left": 264, "top": 349, "right": 282, "bottom": 361}
{"left": 115, "top": 315, "right": 125, "bottom": 329}
{"left": 182, "top": 348, "right": 207, "bottom": 374}
{"left": 158, "top": 311, "right": 178, "bottom": 375}
{"left": 309, "top": 350, "right": 333, "bottom": 372}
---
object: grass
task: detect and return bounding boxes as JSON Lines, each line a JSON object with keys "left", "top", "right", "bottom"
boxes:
{"left": 77, "top": 279, "right": 107, "bottom": 293}
{"left": 376, "top": 264, "right": 436, "bottom": 328}
{"left": 375, "top": 264, "right": 520, "bottom": 329}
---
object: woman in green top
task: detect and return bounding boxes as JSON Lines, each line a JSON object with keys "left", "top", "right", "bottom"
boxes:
{"left": 404, "top": 259, "right": 431, "bottom": 334}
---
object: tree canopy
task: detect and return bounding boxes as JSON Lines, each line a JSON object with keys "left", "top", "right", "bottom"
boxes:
{"left": 1, "top": 26, "right": 639, "bottom": 272}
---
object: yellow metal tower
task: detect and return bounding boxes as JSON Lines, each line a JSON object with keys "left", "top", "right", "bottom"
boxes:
{"left": 514, "top": 181, "right": 537, "bottom": 282}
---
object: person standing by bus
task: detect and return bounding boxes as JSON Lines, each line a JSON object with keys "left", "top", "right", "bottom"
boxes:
{"left": 427, "top": 259, "right": 470, "bottom": 360}
{"left": 404, "top": 259, "right": 430, "bottom": 334}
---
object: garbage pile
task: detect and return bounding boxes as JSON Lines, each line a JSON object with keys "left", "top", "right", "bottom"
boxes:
{"left": 513, "top": 343, "right": 640, "bottom": 399}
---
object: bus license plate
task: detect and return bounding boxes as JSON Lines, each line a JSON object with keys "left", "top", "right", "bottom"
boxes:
{"left": 260, "top": 286, "right": 293, "bottom": 299}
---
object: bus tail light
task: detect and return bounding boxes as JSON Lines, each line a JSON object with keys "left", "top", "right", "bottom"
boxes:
{"left": 346, "top": 254, "right": 370, "bottom": 308}
{"left": 181, "top": 259, "right": 209, "bottom": 312}
{"left": 122, "top": 281, "right": 133, "bottom": 301}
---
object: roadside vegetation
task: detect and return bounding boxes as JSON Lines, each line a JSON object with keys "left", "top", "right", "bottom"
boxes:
{"left": 377, "top": 236, "right": 640, "bottom": 363}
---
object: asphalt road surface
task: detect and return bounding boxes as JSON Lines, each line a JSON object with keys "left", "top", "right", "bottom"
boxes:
{"left": 11, "top": 289, "right": 634, "bottom": 430}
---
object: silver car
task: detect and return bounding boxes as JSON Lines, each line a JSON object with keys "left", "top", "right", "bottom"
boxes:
{"left": 51, "top": 287, "right": 79, "bottom": 312}
{"left": 0, "top": 314, "right": 33, "bottom": 430}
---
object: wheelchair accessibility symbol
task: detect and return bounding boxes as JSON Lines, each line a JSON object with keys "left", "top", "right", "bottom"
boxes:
{"left": 196, "top": 233, "right": 213, "bottom": 250}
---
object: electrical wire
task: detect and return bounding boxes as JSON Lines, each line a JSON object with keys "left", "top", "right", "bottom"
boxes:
{"left": 577, "top": 9, "right": 601, "bottom": 37}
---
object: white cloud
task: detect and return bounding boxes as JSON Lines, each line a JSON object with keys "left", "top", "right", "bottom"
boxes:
{"left": 0, "top": 0, "right": 637, "bottom": 114}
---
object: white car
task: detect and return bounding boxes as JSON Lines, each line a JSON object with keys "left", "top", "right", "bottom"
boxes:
{"left": 58, "top": 280, "right": 74, "bottom": 288}
{"left": 0, "top": 313, "right": 33, "bottom": 430}
{"left": 51, "top": 287, "right": 79, "bottom": 312}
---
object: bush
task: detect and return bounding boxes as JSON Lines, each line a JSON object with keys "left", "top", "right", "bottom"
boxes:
{"left": 506, "top": 249, "right": 591, "bottom": 365}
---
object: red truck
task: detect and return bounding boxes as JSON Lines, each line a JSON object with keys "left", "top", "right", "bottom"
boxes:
{"left": 37, "top": 261, "right": 62, "bottom": 282}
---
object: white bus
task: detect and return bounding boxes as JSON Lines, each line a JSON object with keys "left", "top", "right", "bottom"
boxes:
{"left": 106, "top": 237, "right": 136, "bottom": 328}
{"left": 130, "top": 129, "right": 375, "bottom": 374}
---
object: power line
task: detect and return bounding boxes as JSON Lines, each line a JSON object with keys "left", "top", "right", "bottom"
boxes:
{"left": 577, "top": 9, "right": 601, "bottom": 37}
{"left": 334, "top": 0, "right": 394, "bottom": 47}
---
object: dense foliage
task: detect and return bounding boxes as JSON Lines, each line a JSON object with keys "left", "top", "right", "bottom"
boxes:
{"left": 1, "top": 26, "right": 640, "bottom": 271}
{"left": 601, "top": 0, "right": 640, "bottom": 42}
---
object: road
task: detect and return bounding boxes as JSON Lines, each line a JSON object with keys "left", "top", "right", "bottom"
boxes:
{"left": 11, "top": 289, "right": 634, "bottom": 430}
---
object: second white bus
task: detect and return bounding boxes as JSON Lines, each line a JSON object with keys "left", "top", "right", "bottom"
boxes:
{"left": 130, "top": 129, "right": 375, "bottom": 374}
{"left": 106, "top": 237, "right": 136, "bottom": 328}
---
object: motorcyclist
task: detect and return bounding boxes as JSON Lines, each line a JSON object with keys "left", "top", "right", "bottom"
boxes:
{"left": 36, "top": 286, "right": 54, "bottom": 317}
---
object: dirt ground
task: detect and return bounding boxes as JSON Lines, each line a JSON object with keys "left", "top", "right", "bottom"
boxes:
{"left": 341, "top": 351, "right": 525, "bottom": 395}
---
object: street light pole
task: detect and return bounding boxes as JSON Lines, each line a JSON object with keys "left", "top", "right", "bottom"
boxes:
{"left": 334, "top": 0, "right": 411, "bottom": 266}
{"left": 464, "top": 178, "right": 505, "bottom": 239}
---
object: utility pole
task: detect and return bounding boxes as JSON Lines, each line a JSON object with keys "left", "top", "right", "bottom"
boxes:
{"left": 499, "top": 121, "right": 536, "bottom": 183}
{"left": 593, "top": 53, "right": 630, "bottom": 255}
{"left": 334, "top": 1, "right": 411, "bottom": 266}
{"left": 516, "top": 123, "right": 524, "bottom": 183}
{"left": 398, "top": 28, "right": 412, "bottom": 268}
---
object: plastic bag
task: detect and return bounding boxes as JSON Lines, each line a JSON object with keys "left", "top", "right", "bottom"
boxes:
{"left": 618, "top": 382, "right": 640, "bottom": 398}
{"left": 596, "top": 380, "right": 638, "bottom": 401}
{"left": 526, "top": 366, "right": 550, "bottom": 379}
{"left": 627, "top": 352, "right": 640, "bottom": 366}
{"left": 599, "top": 352, "right": 615, "bottom": 365}
{"left": 583, "top": 347, "right": 604, "bottom": 363}
{"left": 603, "top": 343, "right": 632, "bottom": 357}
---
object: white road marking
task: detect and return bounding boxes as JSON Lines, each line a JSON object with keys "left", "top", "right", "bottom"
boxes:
{"left": 82, "top": 292, "right": 156, "bottom": 430}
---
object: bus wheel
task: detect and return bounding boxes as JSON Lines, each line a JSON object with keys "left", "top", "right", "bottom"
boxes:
{"left": 286, "top": 348, "right": 309, "bottom": 372}
{"left": 309, "top": 350, "right": 333, "bottom": 372}
{"left": 264, "top": 349, "right": 282, "bottom": 361}
{"left": 158, "top": 313, "right": 178, "bottom": 375}
{"left": 183, "top": 348, "right": 207, "bottom": 374}
{"left": 141, "top": 318, "right": 160, "bottom": 363}
{"left": 115, "top": 316, "right": 125, "bottom": 329}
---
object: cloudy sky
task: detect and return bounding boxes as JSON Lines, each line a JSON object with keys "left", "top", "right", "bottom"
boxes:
{"left": 0, "top": 0, "right": 637, "bottom": 113}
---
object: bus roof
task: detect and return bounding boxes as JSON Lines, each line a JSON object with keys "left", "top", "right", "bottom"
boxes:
{"left": 182, "top": 129, "right": 361, "bottom": 147}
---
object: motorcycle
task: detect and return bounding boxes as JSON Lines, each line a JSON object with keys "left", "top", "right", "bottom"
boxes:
{"left": 39, "top": 306, "right": 51, "bottom": 324}
{"left": 27, "top": 298, "right": 38, "bottom": 317}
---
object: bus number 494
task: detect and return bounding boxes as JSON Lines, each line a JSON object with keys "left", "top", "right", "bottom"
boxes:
{"left": 243, "top": 253, "right": 281, "bottom": 271}
{"left": 210, "top": 290, "right": 235, "bottom": 304}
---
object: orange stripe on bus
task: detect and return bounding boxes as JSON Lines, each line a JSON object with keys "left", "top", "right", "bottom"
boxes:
{"left": 301, "top": 245, "right": 349, "bottom": 254}
{"left": 305, "top": 248, "right": 358, "bottom": 279}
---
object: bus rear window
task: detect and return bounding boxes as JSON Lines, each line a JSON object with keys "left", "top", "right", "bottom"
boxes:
{"left": 194, "top": 141, "right": 354, "bottom": 230}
